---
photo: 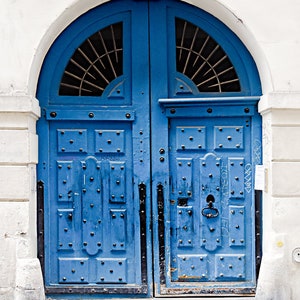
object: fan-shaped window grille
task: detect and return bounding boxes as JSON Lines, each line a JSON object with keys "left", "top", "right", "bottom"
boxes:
{"left": 59, "top": 22, "right": 123, "bottom": 96}
{"left": 176, "top": 18, "right": 241, "bottom": 93}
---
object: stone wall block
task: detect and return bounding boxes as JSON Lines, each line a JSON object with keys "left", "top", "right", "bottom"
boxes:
{"left": 0, "top": 131, "right": 30, "bottom": 164}
{"left": 272, "top": 127, "right": 300, "bottom": 161}
{"left": 0, "top": 113, "right": 35, "bottom": 130}
{"left": 255, "top": 234, "right": 291, "bottom": 300}
{"left": 272, "top": 109, "right": 300, "bottom": 126}
{"left": 15, "top": 258, "right": 45, "bottom": 300}
{"left": 0, "top": 166, "right": 30, "bottom": 201}
{"left": 0, "top": 288, "right": 15, "bottom": 300}
{"left": 0, "top": 239, "right": 16, "bottom": 289}
{"left": 272, "top": 162, "right": 300, "bottom": 197}
{"left": 0, "top": 97, "right": 40, "bottom": 117}
{"left": 0, "top": 202, "right": 30, "bottom": 237}
{"left": 0, "top": 130, "right": 38, "bottom": 164}
{"left": 272, "top": 197, "right": 300, "bottom": 233}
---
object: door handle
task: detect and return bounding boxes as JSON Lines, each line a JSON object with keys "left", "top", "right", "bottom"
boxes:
{"left": 202, "top": 204, "right": 219, "bottom": 219}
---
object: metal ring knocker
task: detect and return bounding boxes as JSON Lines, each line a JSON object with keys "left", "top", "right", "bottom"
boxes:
{"left": 202, "top": 194, "right": 219, "bottom": 218}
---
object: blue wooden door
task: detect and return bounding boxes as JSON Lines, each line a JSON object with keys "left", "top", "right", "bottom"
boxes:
{"left": 37, "top": 1, "right": 151, "bottom": 296}
{"left": 149, "top": 2, "right": 261, "bottom": 295}
{"left": 37, "top": 0, "right": 261, "bottom": 297}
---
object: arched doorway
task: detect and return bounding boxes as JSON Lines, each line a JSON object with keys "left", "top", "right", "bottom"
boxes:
{"left": 37, "top": 0, "right": 262, "bottom": 297}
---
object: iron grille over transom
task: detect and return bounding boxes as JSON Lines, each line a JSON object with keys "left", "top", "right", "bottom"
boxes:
{"left": 59, "top": 22, "right": 123, "bottom": 96}
{"left": 176, "top": 18, "right": 241, "bottom": 93}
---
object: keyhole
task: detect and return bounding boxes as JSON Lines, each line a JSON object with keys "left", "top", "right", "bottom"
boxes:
{"left": 206, "top": 194, "right": 215, "bottom": 203}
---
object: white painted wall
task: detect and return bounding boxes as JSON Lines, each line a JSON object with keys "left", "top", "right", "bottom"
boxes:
{"left": 0, "top": 0, "right": 300, "bottom": 299}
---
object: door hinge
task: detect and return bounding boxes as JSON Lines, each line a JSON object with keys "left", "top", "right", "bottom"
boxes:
{"left": 139, "top": 183, "right": 148, "bottom": 287}
{"left": 37, "top": 180, "right": 45, "bottom": 278}
{"left": 157, "top": 183, "right": 165, "bottom": 284}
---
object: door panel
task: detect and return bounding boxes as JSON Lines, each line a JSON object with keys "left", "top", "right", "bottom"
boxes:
{"left": 48, "top": 118, "right": 139, "bottom": 284}
{"left": 169, "top": 117, "right": 253, "bottom": 282}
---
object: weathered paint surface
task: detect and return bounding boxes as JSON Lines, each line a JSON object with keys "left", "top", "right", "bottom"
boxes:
{"left": 0, "top": 0, "right": 300, "bottom": 299}
{"left": 36, "top": 0, "right": 261, "bottom": 297}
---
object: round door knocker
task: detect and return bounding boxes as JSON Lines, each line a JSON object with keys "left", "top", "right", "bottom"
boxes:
{"left": 202, "top": 206, "right": 219, "bottom": 218}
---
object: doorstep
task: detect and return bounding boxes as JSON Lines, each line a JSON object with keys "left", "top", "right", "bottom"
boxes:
{"left": 47, "top": 297, "right": 255, "bottom": 300}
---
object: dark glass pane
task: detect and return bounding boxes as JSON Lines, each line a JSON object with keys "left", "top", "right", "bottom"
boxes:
{"left": 176, "top": 18, "right": 240, "bottom": 93}
{"left": 59, "top": 22, "right": 123, "bottom": 96}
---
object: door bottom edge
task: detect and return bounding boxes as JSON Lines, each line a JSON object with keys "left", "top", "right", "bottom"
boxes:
{"left": 154, "top": 287, "right": 255, "bottom": 298}
{"left": 46, "top": 297, "right": 255, "bottom": 300}
{"left": 45, "top": 285, "right": 148, "bottom": 295}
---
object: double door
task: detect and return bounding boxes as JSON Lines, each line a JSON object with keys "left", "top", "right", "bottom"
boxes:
{"left": 37, "top": 0, "right": 261, "bottom": 297}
